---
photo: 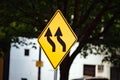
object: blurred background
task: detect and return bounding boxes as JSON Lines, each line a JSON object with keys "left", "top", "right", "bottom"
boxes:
{"left": 0, "top": 0, "right": 120, "bottom": 80}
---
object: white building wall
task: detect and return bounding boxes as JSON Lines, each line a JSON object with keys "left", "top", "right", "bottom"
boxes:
{"left": 9, "top": 38, "right": 55, "bottom": 80}
{"left": 9, "top": 38, "right": 39, "bottom": 80}
{"left": 69, "top": 53, "right": 111, "bottom": 80}
{"left": 9, "top": 38, "right": 111, "bottom": 80}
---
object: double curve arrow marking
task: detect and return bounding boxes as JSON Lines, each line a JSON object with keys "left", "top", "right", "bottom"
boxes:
{"left": 55, "top": 27, "right": 66, "bottom": 52}
{"left": 44, "top": 27, "right": 66, "bottom": 52}
{"left": 45, "top": 28, "right": 56, "bottom": 52}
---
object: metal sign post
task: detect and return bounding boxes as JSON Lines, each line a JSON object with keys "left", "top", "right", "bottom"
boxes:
{"left": 38, "top": 48, "right": 41, "bottom": 80}
{"left": 54, "top": 68, "right": 58, "bottom": 80}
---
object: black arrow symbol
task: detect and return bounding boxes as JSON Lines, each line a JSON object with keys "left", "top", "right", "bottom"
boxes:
{"left": 45, "top": 28, "right": 56, "bottom": 52}
{"left": 55, "top": 27, "right": 66, "bottom": 52}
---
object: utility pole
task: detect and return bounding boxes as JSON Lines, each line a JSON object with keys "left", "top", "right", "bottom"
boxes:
{"left": 38, "top": 48, "right": 41, "bottom": 80}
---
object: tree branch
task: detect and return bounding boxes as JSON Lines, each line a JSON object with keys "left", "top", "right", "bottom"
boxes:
{"left": 57, "top": 0, "right": 64, "bottom": 11}
{"left": 8, "top": 0, "right": 28, "bottom": 16}
{"left": 7, "top": 0, "right": 38, "bottom": 25}
{"left": 79, "top": 1, "right": 96, "bottom": 26}
{"left": 69, "top": 3, "right": 109, "bottom": 65}
{"left": 28, "top": 0, "right": 35, "bottom": 11}
{"left": 87, "top": 13, "right": 117, "bottom": 44}
{"left": 78, "top": 4, "right": 109, "bottom": 43}
{"left": 69, "top": 43, "right": 84, "bottom": 65}
{"left": 72, "top": 0, "right": 80, "bottom": 30}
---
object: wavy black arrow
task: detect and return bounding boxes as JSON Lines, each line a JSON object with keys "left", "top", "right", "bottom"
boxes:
{"left": 55, "top": 27, "right": 66, "bottom": 52}
{"left": 45, "top": 28, "right": 56, "bottom": 52}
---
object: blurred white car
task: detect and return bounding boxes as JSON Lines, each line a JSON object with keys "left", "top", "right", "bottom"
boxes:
{"left": 72, "top": 77, "right": 109, "bottom": 80}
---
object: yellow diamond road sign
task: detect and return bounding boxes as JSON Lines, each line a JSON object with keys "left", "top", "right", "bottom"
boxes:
{"left": 38, "top": 10, "right": 77, "bottom": 69}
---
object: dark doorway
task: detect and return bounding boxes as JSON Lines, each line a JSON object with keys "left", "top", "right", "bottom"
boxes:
{"left": 83, "top": 64, "right": 96, "bottom": 77}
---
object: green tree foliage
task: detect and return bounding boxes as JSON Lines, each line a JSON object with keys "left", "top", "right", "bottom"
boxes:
{"left": 0, "top": 0, "right": 120, "bottom": 80}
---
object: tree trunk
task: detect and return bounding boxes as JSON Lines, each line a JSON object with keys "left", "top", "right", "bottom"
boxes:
{"left": 60, "top": 66, "right": 70, "bottom": 80}
{"left": 60, "top": 54, "right": 71, "bottom": 80}
{"left": 3, "top": 50, "right": 10, "bottom": 80}
{"left": 1, "top": 39, "right": 11, "bottom": 80}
